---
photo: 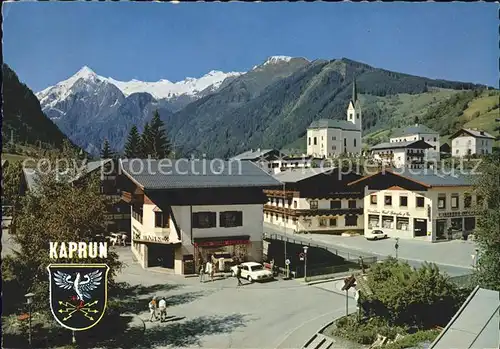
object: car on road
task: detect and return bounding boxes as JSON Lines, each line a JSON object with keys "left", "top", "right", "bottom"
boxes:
{"left": 231, "top": 262, "right": 273, "bottom": 282}
{"left": 365, "top": 230, "right": 388, "bottom": 240}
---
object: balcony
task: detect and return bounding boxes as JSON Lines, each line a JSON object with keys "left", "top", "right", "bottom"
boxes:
{"left": 264, "top": 204, "right": 363, "bottom": 217}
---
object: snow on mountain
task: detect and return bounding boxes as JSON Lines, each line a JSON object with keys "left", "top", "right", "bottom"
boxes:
{"left": 106, "top": 70, "right": 243, "bottom": 100}
{"left": 252, "top": 56, "right": 309, "bottom": 70}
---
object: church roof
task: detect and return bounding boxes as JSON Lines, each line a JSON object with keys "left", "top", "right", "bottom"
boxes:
{"left": 308, "top": 119, "right": 360, "bottom": 131}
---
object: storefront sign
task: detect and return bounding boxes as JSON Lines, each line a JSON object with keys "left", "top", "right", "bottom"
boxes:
{"left": 194, "top": 239, "right": 250, "bottom": 247}
{"left": 438, "top": 211, "right": 478, "bottom": 218}
{"left": 367, "top": 209, "right": 410, "bottom": 217}
{"left": 132, "top": 227, "right": 170, "bottom": 244}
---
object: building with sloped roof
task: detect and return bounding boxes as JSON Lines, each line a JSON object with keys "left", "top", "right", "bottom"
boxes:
{"left": 429, "top": 286, "right": 499, "bottom": 349}
{"left": 306, "top": 80, "right": 362, "bottom": 158}
{"left": 450, "top": 128, "right": 496, "bottom": 157}
{"left": 370, "top": 139, "right": 434, "bottom": 169}
{"left": 264, "top": 167, "right": 364, "bottom": 234}
{"left": 389, "top": 123, "right": 440, "bottom": 161}
{"left": 119, "top": 158, "right": 281, "bottom": 274}
{"left": 348, "top": 169, "right": 483, "bottom": 241}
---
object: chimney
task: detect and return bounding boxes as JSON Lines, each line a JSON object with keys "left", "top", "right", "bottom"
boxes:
{"left": 480, "top": 131, "right": 484, "bottom": 135}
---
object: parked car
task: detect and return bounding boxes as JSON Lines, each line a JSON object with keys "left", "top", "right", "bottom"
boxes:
{"left": 230, "top": 262, "right": 273, "bottom": 283}
{"left": 365, "top": 230, "right": 388, "bottom": 240}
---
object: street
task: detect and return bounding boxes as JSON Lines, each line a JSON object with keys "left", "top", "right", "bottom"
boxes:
{"left": 114, "top": 248, "right": 354, "bottom": 349}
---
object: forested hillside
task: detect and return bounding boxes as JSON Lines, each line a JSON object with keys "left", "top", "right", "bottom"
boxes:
{"left": 166, "top": 58, "right": 486, "bottom": 158}
{"left": 2, "top": 64, "right": 75, "bottom": 152}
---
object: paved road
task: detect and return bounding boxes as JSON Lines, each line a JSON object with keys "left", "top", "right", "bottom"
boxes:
{"left": 264, "top": 223, "right": 475, "bottom": 277}
{"left": 115, "top": 249, "right": 350, "bottom": 349}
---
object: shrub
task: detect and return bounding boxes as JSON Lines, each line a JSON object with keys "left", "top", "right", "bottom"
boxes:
{"left": 384, "top": 329, "right": 440, "bottom": 349}
{"left": 331, "top": 315, "right": 407, "bottom": 345}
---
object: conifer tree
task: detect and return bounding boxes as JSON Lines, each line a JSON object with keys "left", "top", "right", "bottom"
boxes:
{"left": 148, "top": 110, "right": 171, "bottom": 159}
{"left": 140, "top": 122, "right": 152, "bottom": 158}
{"left": 100, "top": 139, "right": 115, "bottom": 159}
{"left": 124, "top": 126, "right": 142, "bottom": 158}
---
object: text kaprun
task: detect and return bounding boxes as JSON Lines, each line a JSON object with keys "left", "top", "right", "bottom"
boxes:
{"left": 49, "top": 242, "right": 108, "bottom": 259}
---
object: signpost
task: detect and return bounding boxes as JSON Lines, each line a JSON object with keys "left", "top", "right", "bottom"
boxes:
{"left": 341, "top": 275, "right": 356, "bottom": 317}
{"left": 285, "top": 259, "right": 290, "bottom": 279}
{"left": 299, "top": 252, "right": 305, "bottom": 261}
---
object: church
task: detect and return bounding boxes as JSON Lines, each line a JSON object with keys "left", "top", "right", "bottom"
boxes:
{"left": 306, "top": 80, "right": 362, "bottom": 158}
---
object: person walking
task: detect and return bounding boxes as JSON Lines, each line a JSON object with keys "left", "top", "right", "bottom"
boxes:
{"left": 148, "top": 297, "right": 158, "bottom": 322}
{"left": 236, "top": 265, "right": 243, "bottom": 286}
{"left": 199, "top": 261, "right": 205, "bottom": 283}
{"left": 158, "top": 297, "right": 167, "bottom": 322}
{"left": 206, "top": 260, "right": 214, "bottom": 282}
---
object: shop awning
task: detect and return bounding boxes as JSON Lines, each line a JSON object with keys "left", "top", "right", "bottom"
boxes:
{"left": 193, "top": 235, "right": 250, "bottom": 247}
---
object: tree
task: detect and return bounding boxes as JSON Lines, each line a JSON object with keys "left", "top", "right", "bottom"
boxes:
{"left": 140, "top": 122, "right": 152, "bottom": 158}
{"left": 148, "top": 110, "right": 172, "bottom": 159}
{"left": 3, "top": 155, "right": 122, "bottom": 316}
{"left": 414, "top": 116, "right": 420, "bottom": 125}
{"left": 100, "top": 139, "right": 115, "bottom": 159}
{"left": 473, "top": 154, "right": 500, "bottom": 291}
{"left": 124, "top": 125, "right": 142, "bottom": 158}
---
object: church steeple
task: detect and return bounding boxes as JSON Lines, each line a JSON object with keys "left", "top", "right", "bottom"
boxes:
{"left": 352, "top": 79, "right": 358, "bottom": 103}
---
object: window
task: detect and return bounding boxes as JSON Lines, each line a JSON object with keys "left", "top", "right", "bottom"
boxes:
{"left": 321, "top": 136, "right": 323, "bottom": 140}
{"left": 438, "top": 195, "right": 446, "bottom": 210}
{"left": 345, "top": 215, "right": 358, "bottom": 227}
{"left": 332, "top": 145, "right": 336, "bottom": 150}
{"left": 451, "top": 218, "right": 463, "bottom": 231}
{"left": 344, "top": 138, "right": 347, "bottom": 147}
{"left": 314, "top": 137, "right": 317, "bottom": 145}
{"left": 155, "top": 212, "right": 169, "bottom": 228}
{"left": 192, "top": 212, "right": 216, "bottom": 228}
{"left": 368, "top": 215, "right": 379, "bottom": 229}
{"left": 464, "top": 217, "right": 476, "bottom": 231}
{"left": 382, "top": 216, "right": 394, "bottom": 229}
{"left": 330, "top": 200, "right": 341, "bottom": 209}
{"left": 370, "top": 195, "right": 377, "bottom": 205}
{"left": 477, "top": 195, "right": 484, "bottom": 208}
{"left": 384, "top": 195, "right": 392, "bottom": 206}
{"left": 293, "top": 201, "right": 297, "bottom": 209}
{"left": 354, "top": 139, "right": 357, "bottom": 147}
{"left": 396, "top": 217, "right": 409, "bottom": 231}
{"left": 132, "top": 206, "right": 143, "bottom": 224}
{"left": 308, "top": 137, "right": 311, "bottom": 145}
{"left": 399, "top": 196, "right": 408, "bottom": 207}
{"left": 434, "top": 137, "right": 437, "bottom": 142}
{"left": 348, "top": 200, "right": 357, "bottom": 209}
{"left": 349, "top": 113, "right": 353, "bottom": 119}
{"left": 220, "top": 211, "right": 243, "bottom": 227}
{"left": 319, "top": 218, "right": 328, "bottom": 227}
{"left": 329, "top": 218, "right": 337, "bottom": 227}
{"left": 464, "top": 194, "right": 472, "bottom": 209}
{"left": 451, "top": 194, "right": 459, "bottom": 209}
{"left": 332, "top": 136, "right": 337, "bottom": 141}
{"left": 310, "top": 200, "right": 318, "bottom": 209}
{"left": 357, "top": 113, "right": 360, "bottom": 119}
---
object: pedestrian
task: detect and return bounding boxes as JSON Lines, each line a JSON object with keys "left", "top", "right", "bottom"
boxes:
{"left": 158, "top": 297, "right": 167, "bottom": 322}
{"left": 236, "top": 265, "right": 243, "bottom": 286}
{"left": 148, "top": 297, "right": 158, "bottom": 322}
{"left": 206, "top": 260, "right": 214, "bottom": 282}
{"left": 199, "top": 261, "right": 205, "bottom": 283}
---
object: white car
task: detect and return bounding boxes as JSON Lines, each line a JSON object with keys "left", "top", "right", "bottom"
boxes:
{"left": 366, "top": 230, "right": 388, "bottom": 240}
{"left": 231, "top": 262, "right": 273, "bottom": 283}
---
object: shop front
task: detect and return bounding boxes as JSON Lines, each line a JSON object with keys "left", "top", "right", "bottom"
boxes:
{"left": 193, "top": 235, "right": 251, "bottom": 272}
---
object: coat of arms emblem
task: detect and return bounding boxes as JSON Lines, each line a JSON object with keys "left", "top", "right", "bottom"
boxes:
{"left": 47, "top": 264, "right": 109, "bottom": 331}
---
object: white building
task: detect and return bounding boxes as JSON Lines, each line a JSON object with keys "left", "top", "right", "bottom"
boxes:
{"left": 370, "top": 140, "right": 433, "bottom": 169}
{"left": 307, "top": 80, "right": 362, "bottom": 158}
{"left": 390, "top": 124, "right": 440, "bottom": 161}
{"left": 263, "top": 168, "right": 364, "bottom": 234}
{"left": 120, "top": 159, "right": 281, "bottom": 275}
{"left": 450, "top": 128, "right": 495, "bottom": 157}
{"left": 349, "top": 169, "right": 483, "bottom": 242}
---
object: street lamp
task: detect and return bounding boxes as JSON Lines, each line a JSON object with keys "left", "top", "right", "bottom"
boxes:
{"left": 303, "top": 246, "right": 309, "bottom": 281}
{"left": 25, "top": 292, "right": 35, "bottom": 347}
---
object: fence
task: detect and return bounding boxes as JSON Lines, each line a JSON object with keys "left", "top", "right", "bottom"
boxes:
{"left": 292, "top": 256, "right": 378, "bottom": 282}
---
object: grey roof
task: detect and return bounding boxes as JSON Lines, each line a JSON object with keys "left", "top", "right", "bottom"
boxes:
{"left": 119, "top": 159, "right": 282, "bottom": 190}
{"left": 230, "top": 149, "right": 276, "bottom": 161}
{"left": 307, "top": 119, "right": 360, "bottom": 131}
{"left": 370, "top": 140, "right": 432, "bottom": 151}
{"left": 401, "top": 171, "right": 475, "bottom": 187}
{"left": 23, "top": 159, "right": 113, "bottom": 192}
{"left": 391, "top": 124, "right": 438, "bottom": 137}
{"left": 273, "top": 167, "right": 335, "bottom": 183}
{"left": 429, "top": 286, "right": 499, "bottom": 349}
{"left": 450, "top": 128, "right": 496, "bottom": 140}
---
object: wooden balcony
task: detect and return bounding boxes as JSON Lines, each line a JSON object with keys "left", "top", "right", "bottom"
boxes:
{"left": 263, "top": 189, "right": 297, "bottom": 198}
{"left": 264, "top": 204, "right": 363, "bottom": 217}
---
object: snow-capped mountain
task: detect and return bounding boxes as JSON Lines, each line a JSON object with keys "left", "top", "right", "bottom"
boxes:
{"left": 107, "top": 70, "right": 242, "bottom": 100}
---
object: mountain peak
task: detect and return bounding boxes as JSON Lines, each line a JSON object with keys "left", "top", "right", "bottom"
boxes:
{"left": 74, "top": 66, "right": 97, "bottom": 79}
{"left": 263, "top": 56, "right": 293, "bottom": 65}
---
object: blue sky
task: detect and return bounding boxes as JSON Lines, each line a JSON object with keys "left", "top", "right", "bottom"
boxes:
{"left": 4, "top": 2, "right": 498, "bottom": 92}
